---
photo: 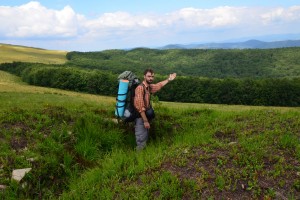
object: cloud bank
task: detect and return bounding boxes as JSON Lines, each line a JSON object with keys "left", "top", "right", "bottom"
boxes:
{"left": 1, "top": 1, "right": 300, "bottom": 50}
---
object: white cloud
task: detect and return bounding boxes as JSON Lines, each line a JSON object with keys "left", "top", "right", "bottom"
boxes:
{"left": 261, "top": 6, "right": 300, "bottom": 24}
{"left": 0, "top": 1, "right": 300, "bottom": 50}
{"left": 84, "top": 11, "right": 159, "bottom": 36}
{"left": 166, "top": 6, "right": 243, "bottom": 28}
{"left": 0, "top": 1, "right": 85, "bottom": 38}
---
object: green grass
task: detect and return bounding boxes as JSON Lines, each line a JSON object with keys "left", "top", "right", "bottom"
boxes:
{"left": 0, "top": 43, "right": 67, "bottom": 64}
{"left": 1, "top": 70, "right": 300, "bottom": 199}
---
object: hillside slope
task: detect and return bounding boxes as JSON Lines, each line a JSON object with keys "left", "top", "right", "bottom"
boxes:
{"left": 0, "top": 43, "right": 67, "bottom": 64}
{"left": 1, "top": 71, "right": 300, "bottom": 199}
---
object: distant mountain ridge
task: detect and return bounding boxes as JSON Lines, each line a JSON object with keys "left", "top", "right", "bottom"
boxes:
{"left": 161, "top": 39, "right": 300, "bottom": 49}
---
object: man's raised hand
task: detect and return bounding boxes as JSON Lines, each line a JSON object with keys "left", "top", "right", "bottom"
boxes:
{"left": 168, "top": 73, "right": 177, "bottom": 81}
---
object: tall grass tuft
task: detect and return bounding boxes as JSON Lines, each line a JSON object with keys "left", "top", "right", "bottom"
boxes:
{"left": 74, "top": 114, "right": 124, "bottom": 161}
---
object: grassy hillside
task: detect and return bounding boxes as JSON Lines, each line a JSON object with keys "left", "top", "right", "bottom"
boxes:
{"left": 1, "top": 70, "right": 300, "bottom": 199}
{"left": 0, "top": 43, "right": 67, "bottom": 64}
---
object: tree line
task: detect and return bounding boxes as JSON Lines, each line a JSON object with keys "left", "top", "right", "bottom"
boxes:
{"left": 1, "top": 62, "right": 299, "bottom": 107}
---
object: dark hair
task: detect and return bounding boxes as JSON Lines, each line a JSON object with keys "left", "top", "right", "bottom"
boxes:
{"left": 144, "top": 68, "right": 154, "bottom": 75}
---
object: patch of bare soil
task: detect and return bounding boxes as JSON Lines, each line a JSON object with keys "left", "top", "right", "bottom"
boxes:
{"left": 214, "top": 130, "right": 237, "bottom": 142}
{"left": 2, "top": 121, "right": 31, "bottom": 133}
{"left": 1, "top": 122, "right": 31, "bottom": 152}
{"left": 10, "top": 136, "right": 28, "bottom": 151}
{"left": 159, "top": 146, "right": 300, "bottom": 199}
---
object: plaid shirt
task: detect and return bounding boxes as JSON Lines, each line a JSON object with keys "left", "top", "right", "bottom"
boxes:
{"left": 134, "top": 80, "right": 163, "bottom": 113}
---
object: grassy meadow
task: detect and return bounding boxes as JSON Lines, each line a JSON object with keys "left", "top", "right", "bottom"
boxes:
{"left": 0, "top": 70, "right": 300, "bottom": 199}
{"left": 0, "top": 43, "right": 67, "bottom": 64}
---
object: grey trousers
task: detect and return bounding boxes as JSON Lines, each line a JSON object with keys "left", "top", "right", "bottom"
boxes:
{"left": 135, "top": 118, "right": 149, "bottom": 150}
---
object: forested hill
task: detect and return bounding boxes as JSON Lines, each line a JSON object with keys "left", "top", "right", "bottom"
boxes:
{"left": 1, "top": 45, "right": 300, "bottom": 106}
{"left": 66, "top": 47, "right": 300, "bottom": 78}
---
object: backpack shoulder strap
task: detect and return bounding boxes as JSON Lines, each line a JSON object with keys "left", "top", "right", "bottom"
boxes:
{"left": 140, "top": 83, "right": 152, "bottom": 108}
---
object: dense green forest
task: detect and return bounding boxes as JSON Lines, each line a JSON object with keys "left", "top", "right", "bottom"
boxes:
{"left": 1, "top": 61, "right": 299, "bottom": 106}
{"left": 66, "top": 47, "right": 300, "bottom": 78}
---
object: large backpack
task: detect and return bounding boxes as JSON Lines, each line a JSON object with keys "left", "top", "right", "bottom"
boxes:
{"left": 115, "top": 71, "right": 140, "bottom": 122}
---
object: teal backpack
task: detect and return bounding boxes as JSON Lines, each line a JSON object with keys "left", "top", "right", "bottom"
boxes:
{"left": 115, "top": 71, "right": 140, "bottom": 122}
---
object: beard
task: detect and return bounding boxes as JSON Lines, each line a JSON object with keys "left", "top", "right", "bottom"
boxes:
{"left": 146, "top": 80, "right": 153, "bottom": 84}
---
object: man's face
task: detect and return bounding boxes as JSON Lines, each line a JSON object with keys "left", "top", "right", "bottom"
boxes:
{"left": 144, "top": 72, "right": 154, "bottom": 84}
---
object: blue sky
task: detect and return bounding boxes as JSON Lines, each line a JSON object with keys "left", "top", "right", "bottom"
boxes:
{"left": 1, "top": 0, "right": 300, "bottom": 51}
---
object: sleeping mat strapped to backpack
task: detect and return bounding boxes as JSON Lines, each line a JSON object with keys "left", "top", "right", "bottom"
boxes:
{"left": 115, "top": 71, "right": 140, "bottom": 122}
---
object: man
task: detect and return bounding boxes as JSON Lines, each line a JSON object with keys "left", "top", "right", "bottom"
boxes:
{"left": 134, "top": 68, "right": 176, "bottom": 150}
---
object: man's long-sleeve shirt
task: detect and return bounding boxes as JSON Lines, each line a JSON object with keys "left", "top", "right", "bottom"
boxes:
{"left": 134, "top": 80, "right": 163, "bottom": 113}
